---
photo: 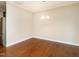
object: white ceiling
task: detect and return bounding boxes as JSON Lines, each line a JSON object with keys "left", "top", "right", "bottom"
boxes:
{"left": 8, "top": 1, "right": 79, "bottom": 13}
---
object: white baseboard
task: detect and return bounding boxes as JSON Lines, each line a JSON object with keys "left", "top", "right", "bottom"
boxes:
{"left": 6, "top": 36, "right": 79, "bottom": 47}
{"left": 6, "top": 36, "right": 32, "bottom": 47}
{"left": 33, "top": 36, "right": 79, "bottom": 46}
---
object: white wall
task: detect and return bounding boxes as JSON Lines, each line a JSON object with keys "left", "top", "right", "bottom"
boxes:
{"left": 33, "top": 3, "right": 79, "bottom": 45}
{"left": 6, "top": 3, "right": 33, "bottom": 46}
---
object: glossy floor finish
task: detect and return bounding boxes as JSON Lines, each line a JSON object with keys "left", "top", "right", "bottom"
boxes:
{"left": 6, "top": 38, "right": 79, "bottom": 57}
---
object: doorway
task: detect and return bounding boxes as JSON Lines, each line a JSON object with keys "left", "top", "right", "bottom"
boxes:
{"left": 0, "top": 17, "right": 3, "bottom": 45}
{"left": 0, "top": 1, "right": 6, "bottom": 56}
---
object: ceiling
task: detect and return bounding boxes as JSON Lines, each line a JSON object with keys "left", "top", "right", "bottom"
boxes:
{"left": 8, "top": 1, "right": 79, "bottom": 13}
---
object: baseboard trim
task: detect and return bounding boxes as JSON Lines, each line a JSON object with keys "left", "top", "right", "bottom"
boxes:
{"left": 6, "top": 36, "right": 79, "bottom": 47}
{"left": 6, "top": 36, "right": 32, "bottom": 47}
{"left": 33, "top": 36, "right": 79, "bottom": 46}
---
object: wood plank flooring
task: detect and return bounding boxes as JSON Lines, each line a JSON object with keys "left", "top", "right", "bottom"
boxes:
{"left": 6, "top": 38, "right": 79, "bottom": 57}
{"left": 0, "top": 44, "right": 6, "bottom": 57}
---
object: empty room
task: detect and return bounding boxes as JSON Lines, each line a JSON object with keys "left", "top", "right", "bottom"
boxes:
{"left": 0, "top": 1, "right": 79, "bottom": 57}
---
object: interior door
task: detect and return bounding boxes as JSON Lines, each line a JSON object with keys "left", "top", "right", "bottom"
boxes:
{"left": 0, "top": 17, "right": 3, "bottom": 45}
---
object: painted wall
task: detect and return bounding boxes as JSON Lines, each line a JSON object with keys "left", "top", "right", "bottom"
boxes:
{"left": 33, "top": 3, "right": 79, "bottom": 45}
{"left": 6, "top": 3, "right": 33, "bottom": 46}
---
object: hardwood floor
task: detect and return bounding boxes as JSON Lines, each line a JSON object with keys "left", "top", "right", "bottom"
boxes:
{"left": 0, "top": 44, "right": 6, "bottom": 57}
{"left": 6, "top": 38, "right": 79, "bottom": 57}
